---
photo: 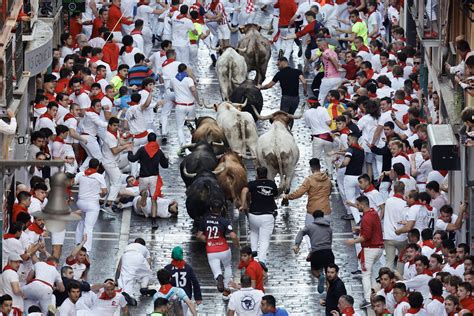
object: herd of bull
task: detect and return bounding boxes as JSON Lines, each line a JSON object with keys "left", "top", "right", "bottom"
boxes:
{"left": 180, "top": 99, "right": 304, "bottom": 230}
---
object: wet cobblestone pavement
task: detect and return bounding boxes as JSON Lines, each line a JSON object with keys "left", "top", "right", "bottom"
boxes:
{"left": 54, "top": 36, "right": 365, "bottom": 315}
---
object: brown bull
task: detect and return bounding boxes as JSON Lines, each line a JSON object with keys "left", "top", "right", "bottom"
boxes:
{"left": 190, "top": 117, "right": 229, "bottom": 155}
{"left": 216, "top": 151, "right": 248, "bottom": 208}
{"left": 237, "top": 23, "right": 271, "bottom": 84}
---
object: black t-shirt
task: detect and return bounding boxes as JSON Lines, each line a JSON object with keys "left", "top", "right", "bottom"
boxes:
{"left": 247, "top": 179, "right": 278, "bottom": 214}
{"left": 272, "top": 67, "right": 303, "bottom": 97}
{"left": 344, "top": 146, "right": 365, "bottom": 176}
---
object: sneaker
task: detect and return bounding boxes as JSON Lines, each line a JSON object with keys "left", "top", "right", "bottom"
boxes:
{"left": 161, "top": 136, "right": 167, "bottom": 145}
{"left": 222, "top": 288, "right": 231, "bottom": 301}
{"left": 211, "top": 54, "right": 217, "bottom": 67}
{"left": 278, "top": 49, "right": 284, "bottom": 59}
{"left": 359, "top": 299, "right": 371, "bottom": 309}
{"left": 351, "top": 269, "right": 362, "bottom": 275}
{"left": 140, "top": 288, "right": 157, "bottom": 297}
{"left": 122, "top": 292, "right": 138, "bottom": 306}
{"left": 151, "top": 218, "right": 159, "bottom": 230}
{"left": 177, "top": 148, "right": 186, "bottom": 157}
{"left": 341, "top": 214, "right": 354, "bottom": 220}
{"left": 216, "top": 274, "right": 225, "bottom": 292}
{"left": 259, "top": 261, "right": 268, "bottom": 273}
{"left": 317, "top": 274, "right": 325, "bottom": 294}
{"left": 101, "top": 205, "right": 116, "bottom": 216}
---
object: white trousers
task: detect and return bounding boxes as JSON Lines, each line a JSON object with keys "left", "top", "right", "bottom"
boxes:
{"left": 118, "top": 252, "right": 152, "bottom": 295}
{"left": 80, "top": 135, "right": 102, "bottom": 171}
{"left": 161, "top": 88, "right": 175, "bottom": 137}
{"left": 343, "top": 175, "right": 361, "bottom": 223}
{"left": 75, "top": 200, "right": 100, "bottom": 252}
{"left": 190, "top": 44, "right": 199, "bottom": 69}
{"left": 23, "top": 281, "right": 53, "bottom": 313}
{"left": 143, "top": 26, "right": 153, "bottom": 57}
{"left": 175, "top": 46, "right": 191, "bottom": 65}
{"left": 336, "top": 167, "right": 347, "bottom": 200}
{"left": 103, "top": 162, "right": 122, "bottom": 202}
{"left": 361, "top": 248, "right": 383, "bottom": 301}
{"left": 131, "top": 135, "right": 148, "bottom": 177}
{"left": 312, "top": 138, "right": 335, "bottom": 176}
{"left": 175, "top": 104, "right": 196, "bottom": 147}
{"left": 277, "top": 28, "right": 295, "bottom": 60}
{"left": 207, "top": 249, "right": 232, "bottom": 288}
{"left": 379, "top": 181, "right": 391, "bottom": 200}
{"left": 248, "top": 213, "right": 274, "bottom": 264}
{"left": 319, "top": 77, "right": 343, "bottom": 105}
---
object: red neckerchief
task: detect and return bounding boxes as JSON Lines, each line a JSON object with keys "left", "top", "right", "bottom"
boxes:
{"left": 430, "top": 267, "right": 441, "bottom": 274}
{"left": 89, "top": 56, "right": 100, "bottom": 63}
{"left": 54, "top": 136, "right": 65, "bottom": 144}
{"left": 407, "top": 307, "right": 421, "bottom": 314}
{"left": 3, "top": 265, "right": 17, "bottom": 272}
{"left": 176, "top": 14, "right": 187, "bottom": 20}
{"left": 366, "top": 68, "right": 374, "bottom": 79}
{"left": 171, "top": 259, "right": 186, "bottom": 269}
{"left": 355, "top": 18, "right": 363, "bottom": 23}
{"left": 144, "top": 142, "right": 160, "bottom": 158}
{"left": 125, "top": 45, "right": 133, "bottom": 53}
{"left": 99, "top": 290, "right": 121, "bottom": 300}
{"left": 209, "top": 0, "right": 219, "bottom": 11}
{"left": 421, "top": 239, "right": 435, "bottom": 249}
{"left": 63, "top": 112, "right": 76, "bottom": 121}
{"left": 359, "top": 45, "right": 370, "bottom": 53}
{"left": 350, "top": 143, "right": 363, "bottom": 151}
{"left": 27, "top": 222, "right": 44, "bottom": 234}
{"left": 364, "top": 184, "right": 376, "bottom": 193}
{"left": 108, "top": 127, "right": 118, "bottom": 139}
{"left": 95, "top": 74, "right": 104, "bottom": 82}
{"left": 91, "top": 91, "right": 105, "bottom": 101}
{"left": 395, "top": 296, "right": 409, "bottom": 308}
{"left": 86, "top": 107, "right": 100, "bottom": 115}
{"left": 117, "top": 74, "right": 126, "bottom": 81}
{"left": 432, "top": 295, "right": 444, "bottom": 303}
{"left": 46, "top": 260, "right": 56, "bottom": 267}
{"left": 40, "top": 112, "right": 54, "bottom": 120}
{"left": 75, "top": 88, "right": 86, "bottom": 96}
{"left": 84, "top": 168, "right": 97, "bottom": 176}
{"left": 340, "top": 127, "right": 351, "bottom": 135}
{"left": 393, "top": 194, "right": 405, "bottom": 200}
{"left": 34, "top": 103, "right": 46, "bottom": 109}
{"left": 399, "top": 61, "right": 407, "bottom": 68}
{"left": 384, "top": 285, "right": 393, "bottom": 294}
{"left": 451, "top": 261, "right": 463, "bottom": 269}
{"left": 395, "top": 152, "right": 409, "bottom": 160}
{"left": 341, "top": 307, "right": 355, "bottom": 316}
{"left": 160, "top": 50, "right": 166, "bottom": 57}
{"left": 405, "top": 94, "right": 413, "bottom": 102}
{"left": 170, "top": 5, "right": 179, "bottom": 12}
{"left": 439, "top": 170, "right": 448, "bottom": 177}
{"left": 406, "top": 258, "right": 415, "bottom": 267}
{"left": 394, "top": 99, "right": 406, "bottom": 105}
{"left": 131, "top": 29, "right": 142, "bottom": 35}
{"left": 420, "top": 268, "right": 433, "bottom": 276}
{"left": 422, "top": 202, "right": 433, "bottom": 211}
{"left": 3, "top": 233, "right": 18, "bottom": 239}
{"left": 159, "top": 284, "right": 173, "bottom": 295}
{"left": 162, "top": 58, "right": 176, "bottom": 68}
{"left": 368, "top": 92, "right": 377, "bottom": 98}
{"left": 127, "top": 101, "right": 138, "bottom": 106}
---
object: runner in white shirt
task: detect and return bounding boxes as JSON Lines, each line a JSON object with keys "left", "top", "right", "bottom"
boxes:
{"left": 227, "top": 275, "right": 264, "bottom": 316}
{"left": 34, "top": 103, "right": 58, "bottom": 134}
{"left": 396, "top": 191, "right": 429, "bottom": 236}
{"left": 160, "top": 49, "right": 181, "bottom": 143}
{"left": 411, "top": 142, "right": 432, "bottom": 192}
{"left": 170, "top": 63, "right": 199, "bottom": 156}
{"left": 91, "top": 280, "right": 128, "bottom": 316}
{"left": 57, "top": 281, "right": 82, "bottom": 316}
{"left": 100, "top": 118, "right": 132, "bottom": 213}
{"left": 135, "top": 0, "right": 168, "bottom": 56}
{"left": 426, "top": 278, "right": 447, "bottom": 316}
{"left": 171, "top": 5, "right": 197, "bottom": 64}
{"left": 357, "top": 102, "right": 381, "bottom": 179}
{"left": 1, "top": 255, "right": 24, "bottom": 313}
{"left": 133, "top": 191, "right": 178, "bottom": 218}
{"left": 131, "top": 20, "right": 145, "bottom": 53}
{"left": 61, "top": 104, "right": 87, "bottom": 147}
{"left": 22, "top": 258, "right": 64, "bottom": 313}
{"left": 403, "top": 256, "right": 432, "bottom": 301}
{"left": 74, "top": 159, "right": 108, "bottom": 252}
{"left": 68, "top": 78, "right": 91, "bottom": 110}
{"left": 390, "top": 140, "right": 411, "bottom": 174}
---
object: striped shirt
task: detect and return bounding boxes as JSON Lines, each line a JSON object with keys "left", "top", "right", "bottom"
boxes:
{"left": 208, "top": 1, "right": 228, "bottom": 25}
{"left": 127, "top": 65, "right": 157, "bottom": 87}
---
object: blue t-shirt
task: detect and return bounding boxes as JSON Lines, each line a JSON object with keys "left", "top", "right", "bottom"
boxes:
{"left": 263, "top": 308, "right": 289, "bottom": 316}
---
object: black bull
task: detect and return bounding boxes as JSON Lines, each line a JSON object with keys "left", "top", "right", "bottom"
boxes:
{"left": 230, "top": 80, "right": 263, "bottom": 121}
{"left": 179, "top": 142, "right": 219, "bottom": 188}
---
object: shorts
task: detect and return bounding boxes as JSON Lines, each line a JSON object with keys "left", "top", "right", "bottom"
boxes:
{"left": 51, "top": 229, "right": 66, "bottom": 245}
{"left": 139, "top": 175, "right": 161, "bottom": 200}
{"left": 310, "top": 248, "right": 335, "bottom": 271}
{"left": 217, "top": 24, "right": 230, "bottom": 40}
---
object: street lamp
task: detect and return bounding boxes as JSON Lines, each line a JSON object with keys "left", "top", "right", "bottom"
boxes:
{"left": 31, "top": 172, "right": 81, "bottom": 232}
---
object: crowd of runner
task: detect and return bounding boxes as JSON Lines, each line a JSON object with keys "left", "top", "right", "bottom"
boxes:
{"left": 1, "top": 0, "right": 474, "bottom": 314}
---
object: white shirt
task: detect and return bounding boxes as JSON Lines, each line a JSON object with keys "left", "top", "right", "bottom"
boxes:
{"left": 377, "top": 85, "right": 395, "bottom": 99}
{"left": 138, "top": 89, "right": 154, "bottom": 125}
{"left": 363, "top": 189, "right": 385, "bottom": 214}
{"left": 52, "top": 140, "right": 66, "bottom": 159}
{"left": 92, "top": 290, "right": 127, "bottom": 315}
{"left": 135, "top": 4, "right": 154, "bottom": 26}
{"left": 101, "top": 130, "right": 120, "bottom": 165}
{"left": 357, "top": 114, "right": 378, "bottom": 151}
{"left": 125, "top": 105, "right": 148, "bottom": 135}
{"left": 442, "top": 262, "right": 465, "bottom": 279}
{"left": 0, "top": 118, "right": 17, "bottom": 135}
{"left": 2, "top": 237, "right": 24, "bottom": 268}
{"left": 0, "top": 269, "right": 23, "bottom": 311}
{"left": 391, "top": 154, "right": 411, "bottom": 177}
{"left": 435, "top": 214, "right": 458, "bottom": 231}
{"left": 56, "top": 105, "right": 69, "bottom": 123}
{"left": 69, "top": 92, "right": 91, "bottom": 109}
{"left": 61, "top": 46, "right": 75, "bottom": 58}
{"left": 57, "top": 298, "right": 77, "bottom": 316}
{"left": 383, "top": 195, "right": 409, "bottom": 241}
{"left": 149, "top": 51, "right": 167, "bottom": 75}
{"left": 33, "top": 261, "right": 62, "bottom": 286}
{"left": 28, "top": 196, "right": 47, "bottom": 215}
{"left": 304, "top": 107, "right": 331, "bottom": 135}
{"left": 405, "top": 309, "right": 427, "bottom": 316}
{"left": 162, "top": 60, "right": 181, "bottom": 88}
{"left": 406, "top": 204, "right": 429, "bottom": 233}
{"left": 79, "top": 110, "right": 107, "bottom": 137}
{"left": 171, "top": 15, "right": 195, "bottom": 47}
{"left": 62, "top": 114, "right": 79, "bottom": 144}
{"left": 394, "top": 300, "right": 410, "bottom": 316}
{"left": 119, "top": 47, "right": 142, "bottom": 69}
{"left": 75, "top": 171, "right": 107, "bottom": 203}
{"left": 35, "top": 116, "right": 56, "bottom": 134}
{"left": 88, "top": 37, "right": 106, "bottom": 48}
{"left": 403, "top": 262, "right": 417, "bottom": 282}
{"left": 134, "top": 196, "right": 173, "bottom": 218}
{"left": 404, "top": 273, "right": 432, "bottom": 301}
{"left": 66, "top": 257, "right": 89, "bottom": 280}
{"left": 376, "top": 288, "right": 396, "bottom": 312}
{"left": 132, "top": 33, "right": 144, "bottom": 53}
{"left": 415, "top": 156, "right": 432, "bottom": 186}
{"left": 170, "top": 76, "right": 195, "bottom": 104}
{"left": 426, "top": 298, "right": 447, "bottom": 316}
{"left": 228, "top": 287, "right": 264, "bottom": 315}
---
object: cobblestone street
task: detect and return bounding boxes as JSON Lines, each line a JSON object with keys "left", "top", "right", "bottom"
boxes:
{"left": 51, "top": 41, "right": 365, "bottom": 315}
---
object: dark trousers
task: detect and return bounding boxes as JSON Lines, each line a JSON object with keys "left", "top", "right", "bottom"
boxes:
{"left": 280, "top": 95, "right": 300, "bottom": 114}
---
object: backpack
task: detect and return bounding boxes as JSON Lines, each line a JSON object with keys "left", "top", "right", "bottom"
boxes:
{"left": 309, "top": 21, "right": 325, "bottom": 49}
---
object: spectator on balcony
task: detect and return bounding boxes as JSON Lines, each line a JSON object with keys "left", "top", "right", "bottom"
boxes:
{"left": 445, "top": 40, "right": 472, "bottom": 79}
{"left": 0, "top": 109, "right": 17, "bottom": 136}
{"left": 461, "top": 107, "right": 474, "bottom": 147}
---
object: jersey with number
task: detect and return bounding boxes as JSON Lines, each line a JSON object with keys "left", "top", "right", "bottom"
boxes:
{"left": 199, "top": 214, "right": 233, "bottom": 253}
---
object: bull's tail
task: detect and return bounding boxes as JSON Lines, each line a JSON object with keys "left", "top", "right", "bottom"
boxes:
{"left": 276, "top": 152, "right": 286, "bottom": 194}
{"left": 240, "top": 119, "right": 249, "bottom": 158}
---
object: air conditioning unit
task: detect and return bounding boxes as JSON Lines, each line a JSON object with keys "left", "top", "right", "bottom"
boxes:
{"left": 427, "top": 124, "right": 461, "bottom": 170}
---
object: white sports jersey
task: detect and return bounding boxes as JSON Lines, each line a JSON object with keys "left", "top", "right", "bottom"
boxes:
{"left": 75, "top": 171, "right": 107, "bottom": 203}
{"left": 79, "top": 110, "right": 108, "bottom": 137}
{"left": 92, "top": 289, "right": 127, "bottom": 315}
{"left": 171, "top": 15, "right": 195, "bottom": 47}
{"left": 125, "top": 105, "right": 148, "bottom": 135}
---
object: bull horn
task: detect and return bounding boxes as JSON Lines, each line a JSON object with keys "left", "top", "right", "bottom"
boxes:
{"left": 237, "top": 47, "right": 247, "bottom": 54}
{"left": 288, "top": 102, "right": 306, "bottom": 120}
{"left": 183, "top": 165, "right": 197, "bottom": 178}
{"left": 215, "top": 154, "right": 224, "bottom": 159}
{"left": 232, "top": 98, "right": 248, "bottom": 108}
{"left": 212, "top": 165, "right": 226, "bottom": 174}
{"left": 211, "top": 140, "right": 225, "bottom": 147}
{"left": 229, "top": 25, "right": 239, "bottom": 32}
{"left": 203, "top": 102, "right": 215, "bottom": 109}
{"left": 250, "top": 105, "right": 273, "bottom": 120}
{"left": 260, "top": 24, "right": 271, "bottom": 30}
{"left": 181, "top": 143, "right": 197, "bottom": 149}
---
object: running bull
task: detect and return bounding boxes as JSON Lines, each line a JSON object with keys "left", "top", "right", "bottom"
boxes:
{"left": 180, "top": 141, "right": 220, "bottom": 188}
{"left": 216, "top": 47, "right": 248, "bottom": 101}
{"left": 216, "top": 151, "right": 248, "bottom": 208}
{"left": 189, "top": 116, "right": 229, "bottom": 155}
{"left": 230, "top": 79, "right": 264, "bottom": 121}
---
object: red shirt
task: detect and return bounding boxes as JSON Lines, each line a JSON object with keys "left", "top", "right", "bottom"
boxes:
{"left": 69, "top": 18, "right": 82, "bottom": 46}
{"left": 274, "top": 0, "right": 296, "bottom": 27}
{"left": 55, "top": 78, "right": 70, "bottom": 94}
{"left": 295, "top": 20, "right": 317, "bottom": 39}
{"left": 12, "top": 203, "right": 28, "bottom": 223}
{"left": 238, "top": 258, "right": 265, "bottom": 292}
{"left": 107, "top": 3, "right": 133, "bottom": 32}
{"left": 102, "top": 42, "right": 120, "bottom": 71}
{"left": 91, "top": 17, "right": 105, "bottom": 39}
{"left": 360, "top": 208, "right": 384, "bottom": 248}
{"left": 461, "top": 297, "right": 474, "bottom": 313}
{"left": 342, "top": 59, "right": 357, "bottom": 80}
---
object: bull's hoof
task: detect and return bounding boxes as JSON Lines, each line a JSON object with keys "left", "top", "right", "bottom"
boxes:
{"left": 281, "top": 198, "right": 289, "bottom": 206}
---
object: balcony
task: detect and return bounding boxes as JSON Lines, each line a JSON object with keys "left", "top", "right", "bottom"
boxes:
{"left": 407, "top": 0, "right": 443, "bottom": 46}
